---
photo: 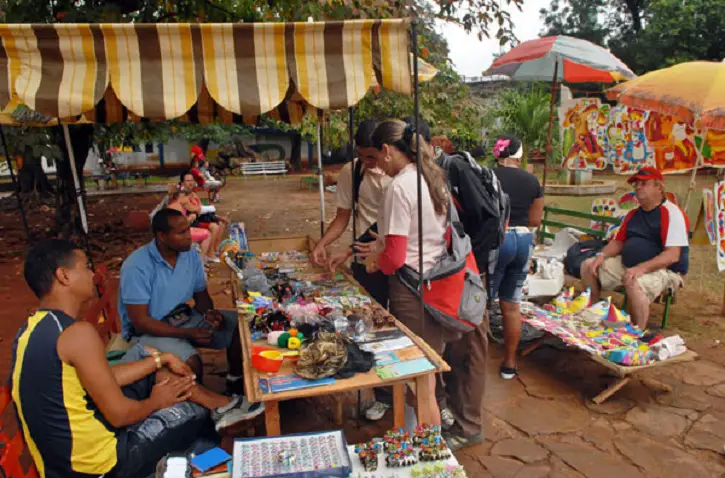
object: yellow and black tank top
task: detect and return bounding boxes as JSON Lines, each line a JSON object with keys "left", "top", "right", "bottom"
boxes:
{"left": 10, "top": 310, "right": 118, "bottom": 478}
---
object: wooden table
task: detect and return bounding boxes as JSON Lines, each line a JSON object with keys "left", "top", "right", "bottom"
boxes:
{"left": 521, "top": 332, "right": 698, "bottom": 404}
{"left": 231, "top": 236, "right": 450, "bottom": 436}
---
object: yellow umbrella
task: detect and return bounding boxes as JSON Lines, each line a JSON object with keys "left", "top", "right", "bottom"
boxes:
{"left": 607, "top": 61, "right": 725, "bottom": 209}
{"left": 606, "top": 61, "right": 725, "bottom": 131}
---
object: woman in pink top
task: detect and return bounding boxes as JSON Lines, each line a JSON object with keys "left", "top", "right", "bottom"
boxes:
{"left": 361, "top": 119, "right": 458, "bottom": 427}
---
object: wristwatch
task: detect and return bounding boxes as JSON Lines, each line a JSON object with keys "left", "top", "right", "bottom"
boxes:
{"left": 151, "top": 351, "right": 163, "bottom": 370}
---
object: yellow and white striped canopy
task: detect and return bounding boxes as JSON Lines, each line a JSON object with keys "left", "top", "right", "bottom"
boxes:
{"left": 0, "top": 19, "right": 426, "bottom": 124}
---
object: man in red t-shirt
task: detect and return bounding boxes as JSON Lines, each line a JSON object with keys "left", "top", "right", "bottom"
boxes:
{"left": 581, "top": 167, "right": 689, "bottom": 329}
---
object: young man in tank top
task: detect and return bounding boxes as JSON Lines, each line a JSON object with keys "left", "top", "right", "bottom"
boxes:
{"left": 11, "top": 239, "right": 261, "bottom": 478}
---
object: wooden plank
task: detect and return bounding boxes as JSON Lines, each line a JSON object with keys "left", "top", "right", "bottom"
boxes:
{"left": 589, "top": 350, "right": 698, "bottom": 377}
{"left": 592, "top": 377, "right": 631, "bottom": 404}
{"left": 414, "top": 375, "right": 433, "bottom": 425}
{"left": 264, "top": 401, "right": 281, "bottom": 436}
{"left": 393, "top": 384, "right": 405, "bottom": 430}
{"left": 544, "top": 206, "right": 622, "bottom": 224}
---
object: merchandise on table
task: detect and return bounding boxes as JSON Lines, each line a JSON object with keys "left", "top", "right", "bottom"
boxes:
{"left": 350, "top": 426, "right": 459, "bottom": 477}
{"left": 231, "top": 430, "right": 350, "bottom": 478}
{"left": 522, "top": 289, "right": 689, "bottom": 367}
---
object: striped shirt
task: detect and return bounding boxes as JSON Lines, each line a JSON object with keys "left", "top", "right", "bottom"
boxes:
{"left": 11, "top": 310, "right": 118, "bottom": 477}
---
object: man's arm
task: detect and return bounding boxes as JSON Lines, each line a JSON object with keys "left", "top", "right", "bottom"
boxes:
{"left": 318, "top": 208, "right": 352, "bottom": 248}
{"left": 600, "top": 239, "right": 624, "bottom": 258}
{"left": 57, "top": 322, "right": 192, "bottom": 428}
{"left": 112, "top": 351, "right": 193, "bottom": 386}
{"left": 193, "top": 289, "right": 214, "bottom": 314}
{"left": 126, "top": 304, "right": 191, "bottom": 339}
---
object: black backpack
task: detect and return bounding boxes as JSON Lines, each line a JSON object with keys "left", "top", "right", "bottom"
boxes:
{"left": 564, "top": 239, "right": 606, "bottom": 279}
{"left": 438, "top": 151, "right": 510, "bottom": 255}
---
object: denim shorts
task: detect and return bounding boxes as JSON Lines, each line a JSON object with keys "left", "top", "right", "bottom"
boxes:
{"left": 128, "top": 309, "right": 238, "bottom": 362}
{"left": 111, "top": 344, "right": 213, "bottom": 478}
{"left": 489, "top": 229, "right": 534, "bottom": 303}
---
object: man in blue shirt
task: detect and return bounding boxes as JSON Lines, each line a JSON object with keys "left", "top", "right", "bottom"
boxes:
{"left": 120, "top": 208, "right": 250, "bottom": 399}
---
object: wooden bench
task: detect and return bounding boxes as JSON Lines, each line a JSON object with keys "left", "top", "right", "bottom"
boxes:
{"left": 539, "top": 205, "right": 677, "bottom": 329}
{"left": 241, "top": 161, "right": 288, "bottom": 177}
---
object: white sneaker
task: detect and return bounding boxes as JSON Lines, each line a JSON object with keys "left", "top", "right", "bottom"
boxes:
{"left": 441, "top": 408, "right": 455, "bottom": 430}
{"left": 212, "top": 395, "right": 264, "bottom": 432}
{"left": 364, "top": 401, "right": 390, "bottom": 421}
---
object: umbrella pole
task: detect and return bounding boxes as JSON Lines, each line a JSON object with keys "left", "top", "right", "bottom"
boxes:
{"left": 684, "top": 126, "right": 708, "bottom": 212}
{"left": 0, "top": 124, "right": 32, "bottom": 244}
{"left": 317, "top": 111, "right": 326, "bottom": 237}
{"left": 543, "top": 57, "right": 560, "bottom": 191}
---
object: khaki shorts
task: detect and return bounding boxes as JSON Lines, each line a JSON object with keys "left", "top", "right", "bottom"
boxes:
{"left": 598, "top": 256, "right": 683, "bottom": 302}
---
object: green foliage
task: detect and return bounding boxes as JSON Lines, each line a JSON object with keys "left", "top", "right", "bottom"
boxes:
{"left": 483, "top": 86, "right": 558, "bottom": 165}
{"left": 540, "top": 0, "right": 725, "bottom": 75}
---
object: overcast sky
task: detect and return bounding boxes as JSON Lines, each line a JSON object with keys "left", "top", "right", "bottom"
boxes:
{"left": 438, "top": 0, "right": 551, "bottom": 77}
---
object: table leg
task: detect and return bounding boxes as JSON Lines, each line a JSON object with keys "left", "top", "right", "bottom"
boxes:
{"left": 592, "top": 376, "right": 632, "bottom": 404}
{"left": 521, "top": 336, "right": 546, "bottom": 357}
{"left": 333, "top": 396, "right": 344, "bottom": 427}
{"left": 393, "top": 384, "right": 405, "bottom": 430}
{"left": 265, "top": 401, "right": 281, "bottom": 436}
{"left": 414, "top": 375, "right": 433, "bottom": 425}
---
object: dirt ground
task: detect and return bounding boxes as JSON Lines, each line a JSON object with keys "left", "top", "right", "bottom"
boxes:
{"left": 2, "top": 173, "right": 725, "bottom": 477}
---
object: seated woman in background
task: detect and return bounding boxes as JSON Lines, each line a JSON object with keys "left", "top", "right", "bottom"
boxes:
{"left": 166, "top": 187, "right": 215, "bottom": 263}
{"left": 190, "top": 146, "right": 223, "bottom": 203}
{"left": 178, "top": 170, "right": 227, "bottom": 263}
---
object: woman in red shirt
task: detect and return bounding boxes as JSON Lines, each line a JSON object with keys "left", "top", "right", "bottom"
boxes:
{"left": 361, "top": 119, "right": 456, "bottom": 427}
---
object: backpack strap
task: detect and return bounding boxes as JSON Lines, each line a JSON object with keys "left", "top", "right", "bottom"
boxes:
{"left": 352, "top": 159, "right": 365, "bottom": 206}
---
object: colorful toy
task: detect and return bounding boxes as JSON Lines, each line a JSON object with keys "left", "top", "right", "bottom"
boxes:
{"left": 552, "top": 287, "right": 574, "bottom": 310}
{"left": 277, "top": 330, "right": 305, "bottom": 349}
{"left": 354, "top": 442, "right": 382, "bottom": 471}
{"left": 604, "top": 302, "right": 630, "bottom": 326}
{"left": 568, "top": 287, "right": 591, "bottom": 314}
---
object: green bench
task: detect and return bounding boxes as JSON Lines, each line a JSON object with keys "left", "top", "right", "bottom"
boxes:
{"left": 539, "top": 205, "right": 676, "bottom": 329}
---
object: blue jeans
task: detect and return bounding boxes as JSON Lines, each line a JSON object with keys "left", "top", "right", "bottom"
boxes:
{"left": 489, "top": 230, "right": 533, "bottom": 303}
{"left": 128, "top": 309, "right": 238, "bottom": 362}
{"left": 111, "top": 344, "right": 216, "bottom": 478}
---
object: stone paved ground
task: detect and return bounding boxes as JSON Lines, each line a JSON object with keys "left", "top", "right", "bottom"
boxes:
{"left": 199, "top": 178, "right": 725, "bottom": 478}
{"left": 204, "top": 269, "right": 725, "bottom": 478}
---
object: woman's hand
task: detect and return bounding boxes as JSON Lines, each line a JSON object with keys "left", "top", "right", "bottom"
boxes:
{"left": 353, "top": 231, "right": 380, "bottom": 260}
{"left": 326, "top": 249, "right": 352, "bottom": 273}
{"left": 365, "top": 254, "right": 380, "bottom": 274}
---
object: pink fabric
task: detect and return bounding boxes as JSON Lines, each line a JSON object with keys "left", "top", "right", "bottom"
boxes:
{"left": 378, "top": 235, "right": 408, "bottom": 275}
{"left": 191, "top": 227, "right": 210, "bottom": 243}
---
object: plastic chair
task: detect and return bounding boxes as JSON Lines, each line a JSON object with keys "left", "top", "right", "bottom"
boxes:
{"left": 0, "top": 387, "right": 39, "bottom": 478}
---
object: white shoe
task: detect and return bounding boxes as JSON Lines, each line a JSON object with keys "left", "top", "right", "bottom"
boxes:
{"left": 441, "top": 407, "right": 456, "bottom": 430}
{"left": 364, "top": 401, "right": 390, "bottom": 421}
{"left": 212, "top": 395, "right": 264, "bottom": 432}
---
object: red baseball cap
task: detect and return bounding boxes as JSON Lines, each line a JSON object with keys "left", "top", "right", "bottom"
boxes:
{"left": 627, "top": 166, "right": 663, "bottom": 184}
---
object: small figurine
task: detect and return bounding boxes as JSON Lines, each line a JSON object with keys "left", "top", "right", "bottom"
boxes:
{"left": 276, "top": 450, "right": 296, "bottom": 468}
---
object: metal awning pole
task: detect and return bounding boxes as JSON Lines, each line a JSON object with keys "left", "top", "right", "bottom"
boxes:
{"left": 349, "top": 107, "right": 357, "bottom": 243}
{"left": 0, "top": 125, "right": 31, "bottom": 243}
{"left": 317, "top": 111, "right": 326, "bottom": 237}
{"left": 412, "top": 21, "right": 425, "bottom": 335}
{"left": 61, "top": 123, "right": 89, "bottom": 235}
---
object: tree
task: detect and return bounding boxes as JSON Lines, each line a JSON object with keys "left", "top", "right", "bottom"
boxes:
{"left": 483, "top": 86, "right": 556, "bottom": 166}
{"left": 540, "top": 0, "right": 725, "bottom": 75}
{"left": 0, "top": 0, "right": 522, "bottom": 236}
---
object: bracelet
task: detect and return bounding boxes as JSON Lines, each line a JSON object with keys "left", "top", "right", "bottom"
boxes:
{"left": 151, "top": 351, "right": 163, "bottom": 370}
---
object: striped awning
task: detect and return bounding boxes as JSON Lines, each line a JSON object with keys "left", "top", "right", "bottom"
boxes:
{"left": 0, "top": 20, "right": 417, "bottom": 124}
